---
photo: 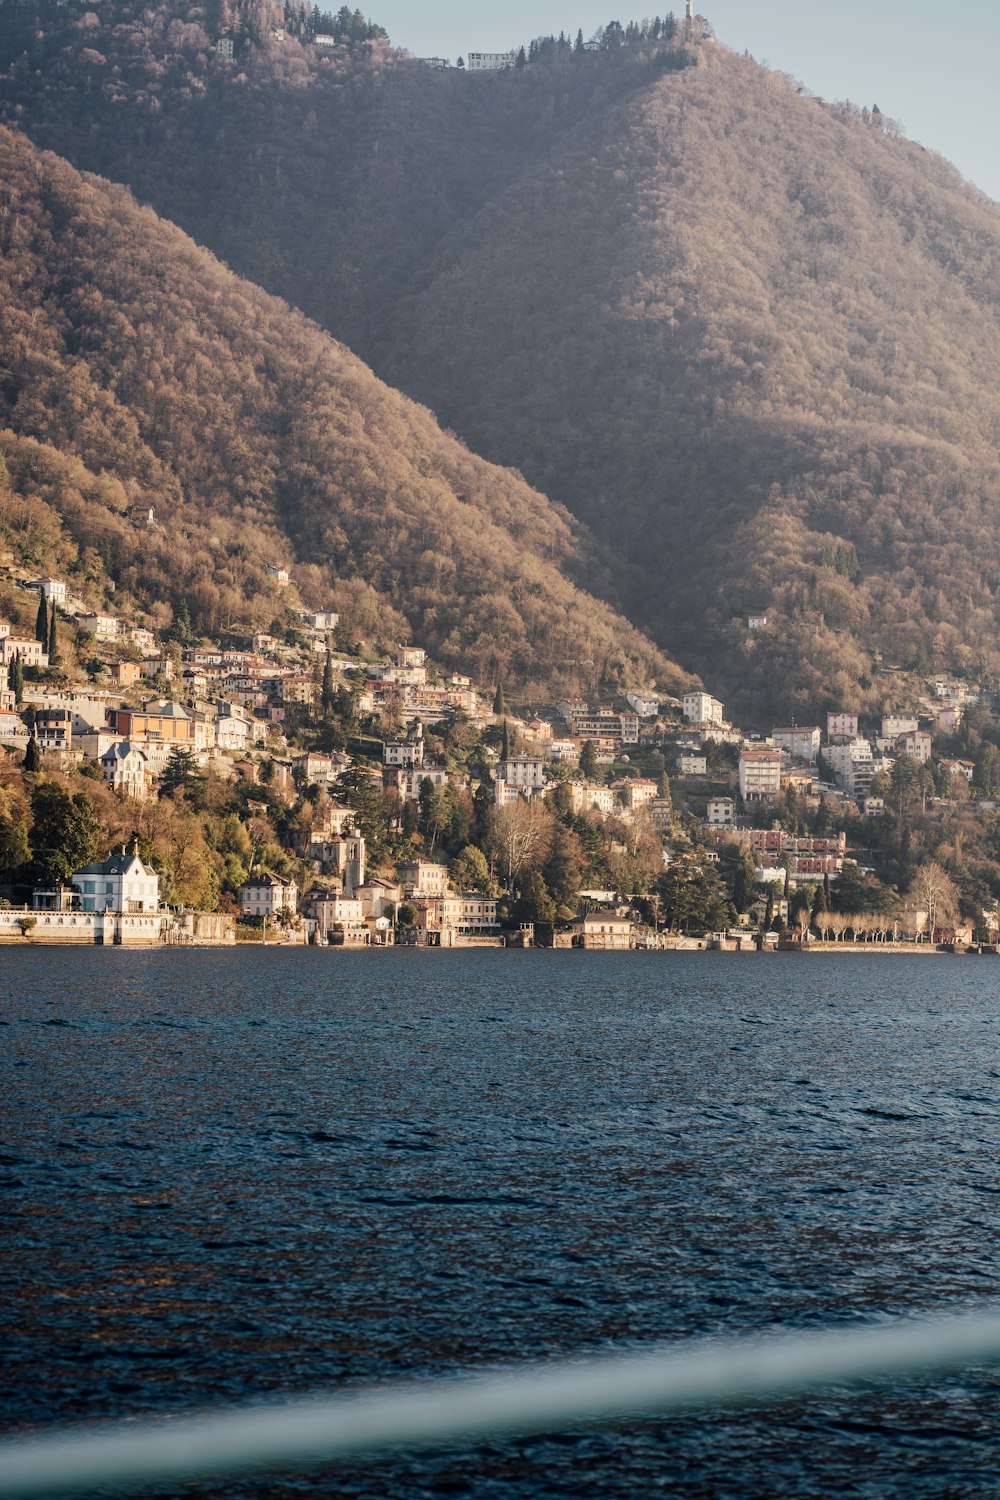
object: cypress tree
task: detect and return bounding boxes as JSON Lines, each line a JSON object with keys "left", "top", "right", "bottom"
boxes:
{"left": 35, "top": 593, "right": 48, "bottom": 646}
{"left": 321, "top": 650, "right": 334, "bottom": 715}
{"left": 501, "top": 717, "right": 510, "bottom": 761}
{"left": 493, "top": 681, "right": 506, "bottom": 715}
{"left": 11, "top": 651, "right": 24, "bottom": 705}
{"left": 22, "top": 735, "right": 41, "bottom": 772}
{"left": 47, "top": 607, "right": 58, "bottom": 664}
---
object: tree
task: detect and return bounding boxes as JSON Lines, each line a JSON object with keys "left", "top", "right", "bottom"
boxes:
{"left": 500, "top": 717, "right": 510, "bottom": 761}
{"left": 492, "top": 681, "right": 506, "bottom": 715}
{"left": 543, "top": 823, "right": 584, "bottom": 909}
{"left": 574, "top": 26, "right": 584, "bottom": 52}
{"left": 657, "top": 857, "right": 730, "bottom": 934}
{"left": 28, "top": 782, "right": 100, "bottom": 886}
{"left": 729, "top": 845, "right": 757, "bottom": 913}
{"left": 321, "top": 650, "right": 335, "bottom": 715}
{"left": 910, "top": 861, "right": 960, "bottom": 939}
{"left": 764, "top": 888, "right": 775, "bottom": 930}
{"left": 487, "top": 800, "right": 553, "bottom": 893}
{"left": 35, "top": 593, "right": 48, "bottom": 647}
{"left": 452, "top": 844, "right": 491, "bottom": 893}
{"left": 159, "top": 748, "right": 208, "bottom": 804}
{"left": 10, "top": 652, "right": 24, "bottom": 706}
{"left": 511, "top": 871, "right": 555, "bottom": 929}
{"left": 579, "top": 739, "right": 598, "bottom": 778}
{"left": 336, "top": 763, "right": 388, "bottom": 864}
{"left": 22, "top": 736, "right": 41, "bottom": 772}
{"left": 515, "top": 45, "right": 526, "bottom": 69}
{"left": 47, "top": 608, "right": 58, "bottom": 665}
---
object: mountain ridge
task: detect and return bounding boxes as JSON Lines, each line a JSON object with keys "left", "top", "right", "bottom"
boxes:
{"left": 5, "top": 7, "right": 1000, "bottom": 718}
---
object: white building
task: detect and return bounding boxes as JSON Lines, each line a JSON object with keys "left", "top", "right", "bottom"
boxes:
{"left": 77, "top": 612, "right": 120, "bottom": 641}
{"left": 824, "top": 738, "right": 876, "bottom": 797}
{"left": 101, "top": 742, "right": 153, "bottom": 800}
{"left": 466, "top": 49, "right": 517, "bottom": 70}
{"left": 73, "top": 846, "right": 159, "bottom": 913}
{"left": 771, "top": 726, "right": 821, "bottom": 761}
{"left": 0, "top": 631, "right": 48, "bottom": 669}
{"left": 30, "top": 577, "right": 68, "bottom": 604}
{"left": 568, "top": 782, "right": 616, "bottom": 817}
{"left": 497, "top": 755, "right": 548, "bottom": 791}
{"left": 397, "top": 860, "right": 450, "bottom": 898}
{"left": 897, "top": 729, "right": 933, "bottom": 765}
{"left": 241, "top": 873, "right": 298, "bottom": 918}
{"left": 683, "top": 691, "right": 724, "bottom": 726}
{"left": 883, "top": 714, "right": 919, "bottom": 740}
{"left": 739, "top": 749, "right": 783, "bottom": 801}
{"left": 624, "top": 692, "right": 660, "bottom": 719}
{"left": 264, "top": 564, "right": 290, "bottom": 586}
{"left": 706, "top": 796, "right": 737, "bottom": 829}
{"left": 678, "top": 753, "right": 707, "bottom": 776}
{"left": 300, "top": 610, "right": 339, "bottom": 631}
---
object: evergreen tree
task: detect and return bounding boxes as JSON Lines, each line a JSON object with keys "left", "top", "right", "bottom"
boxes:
{"left": 579, "top": 739, "right": 598, "bottom": 778}
{"left": 574, "top": 27, "right": 584, "bottom": 52}
{"left": 47, "top": 607, "right": 58, "bottom": 665}
{"left": 730, "top": 846, "right": 757, "bottom": 913}
{"left": 321, "top": 649, "right": 335, "bottom": 715}
{"left": 492, "top": 681, "right": 506, "bottom": 715}
{"left": 159, "top": 747, "right": 208, "bottom": 802}
{"left": 174, "top": 599, "right": 193, "bottom": 644}
{"left": 501, "top": 717, "right": 510, "bottom": 761}
{"left": 812, "top": 880, "right": 828, "bottom": 924}
{"left": 35, "top": 592, "right": 48, "bottom": 647}
{"left": 764, "top": 889, "right": 775, "bottom": 930}
{"left": 22, "top": 735, "right": 41, "bottom": 772}
{"left": 515, "top": 45, "right": 526, "bottom": 69}
{"left": 27, "top": 782, "right": 100, "bottom": 885}
{"left": 11, "top": 651, "right": 24, "bottom": 705}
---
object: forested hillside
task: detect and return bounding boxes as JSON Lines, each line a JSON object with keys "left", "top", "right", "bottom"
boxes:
{"left": 0, "top": 127, "right": 687, "bottom": 696}
{"left": 6, "top": 4, "right": 1000, "bottom": 719}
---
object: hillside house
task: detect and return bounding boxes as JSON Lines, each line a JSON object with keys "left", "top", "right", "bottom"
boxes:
{"left": 683, "top": 692, "right": 724, "bottom": 725}
{"left": 738, "top": 749, "right": 782, "bottom": 801}
{"left": 72, "top": 846, "right": 159, "bottom": 913}
{"left": 827, "top": 712, "right": 859, "bottom": 740}
{"left": 241, "top": 873, "right": 298, "bottom": 919}
{"left": 101, "top": 742, "right": 153, "bottom": 800}
{"left": 77, "top": 612, "right": 120, "bottom": 641}
{"left": 397, "top": 859, "right": 450, "bottom": 899}
{"left": 771, "top": 726, "right": 821, "bottom": 761}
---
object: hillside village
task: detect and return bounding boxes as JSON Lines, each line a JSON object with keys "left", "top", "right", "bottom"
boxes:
{"left": 3, "top": 552, "right": 1000, "bottom": 952}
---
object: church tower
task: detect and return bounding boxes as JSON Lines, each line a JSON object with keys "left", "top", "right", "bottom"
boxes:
{"left": 686, "top": 0, "right": 693, "bottom": 16}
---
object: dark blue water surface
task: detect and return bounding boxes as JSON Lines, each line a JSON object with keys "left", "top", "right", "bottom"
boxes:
{"left": 4, "top": 949, "right": 1000, "bottom": 1497}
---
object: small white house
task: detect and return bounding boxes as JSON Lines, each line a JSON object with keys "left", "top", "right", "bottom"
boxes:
{"left": 73, "top": 846, "right": 159, "bottom": 913}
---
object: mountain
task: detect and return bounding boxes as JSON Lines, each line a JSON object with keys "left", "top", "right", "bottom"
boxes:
{"left": 6, "top": 7, "right": 1000, "bottom": 721}
{"left": 0, "top": 124, "right": 688, "bottom": 697}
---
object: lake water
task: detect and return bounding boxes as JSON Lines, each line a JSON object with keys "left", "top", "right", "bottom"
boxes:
{"left": 4, "top": 948, "right": 1000, "bottom": 1496}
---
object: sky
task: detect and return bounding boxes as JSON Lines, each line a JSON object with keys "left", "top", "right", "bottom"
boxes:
{"left": 371, "top": 1, "right": 1000, "bottom": 204}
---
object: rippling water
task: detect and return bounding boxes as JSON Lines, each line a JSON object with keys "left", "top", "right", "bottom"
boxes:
{"left": 4, "top": 948, "right": 1000, "bottom": 1496}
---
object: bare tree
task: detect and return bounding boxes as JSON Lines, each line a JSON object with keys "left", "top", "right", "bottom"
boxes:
{"left": 487, "top": 800, "right": 554, "bottom": 894}
{"left": 910, "top": 861, "right": 960, "bottom": 940}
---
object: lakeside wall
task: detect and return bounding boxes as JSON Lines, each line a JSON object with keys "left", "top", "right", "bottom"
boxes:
{"left": 0, "top": 908, "right": 235, "bottom": 945}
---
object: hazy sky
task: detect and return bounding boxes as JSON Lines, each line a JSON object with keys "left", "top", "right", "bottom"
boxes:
{"left": 371, "top": 1, "right": 1000, "bottom": 204}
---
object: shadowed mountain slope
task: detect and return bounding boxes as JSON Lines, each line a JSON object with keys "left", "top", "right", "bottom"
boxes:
{"left": 0, "top": 126, "right": 686, "bottom": 696}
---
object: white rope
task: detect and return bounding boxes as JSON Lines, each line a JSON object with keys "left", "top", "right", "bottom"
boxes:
{"left": 3, "top": 1310, "right": 1000, "bottom": 1497}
